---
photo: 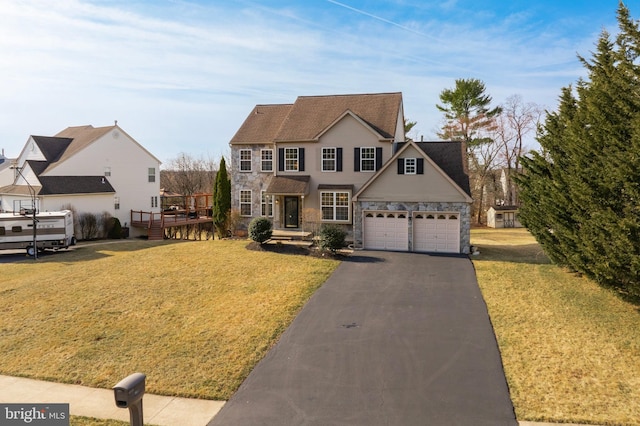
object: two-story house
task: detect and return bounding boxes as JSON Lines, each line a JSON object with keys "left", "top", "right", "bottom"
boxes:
{"left": 0, "top": 124, "right": 161, "bottom": 237}
{"left": 230, "top": 92, "right": 472, "bottom": 253}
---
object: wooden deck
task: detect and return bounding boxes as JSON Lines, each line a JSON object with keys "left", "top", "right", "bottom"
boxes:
{"left": 130, "top": 210, "right": 213, "bottom": 240}
{"left": 131, "top": 193, "right": 215, "bottom": 240}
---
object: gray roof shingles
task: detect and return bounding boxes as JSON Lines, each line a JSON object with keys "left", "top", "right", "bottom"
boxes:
{"left": 37, "top": 176, "right": 115, "bottom": 195}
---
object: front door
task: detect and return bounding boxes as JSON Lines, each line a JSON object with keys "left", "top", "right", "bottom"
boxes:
{"left": 284, "top": 196, "right": 299, "bottom": 228}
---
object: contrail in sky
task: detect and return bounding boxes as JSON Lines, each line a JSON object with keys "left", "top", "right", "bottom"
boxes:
{"left": 326, "top": 0, "right": 441, "bottom": 41}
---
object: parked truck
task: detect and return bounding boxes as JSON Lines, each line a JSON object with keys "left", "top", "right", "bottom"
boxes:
{"left": 0, "top": 210, "right": 76, "bottom": 256}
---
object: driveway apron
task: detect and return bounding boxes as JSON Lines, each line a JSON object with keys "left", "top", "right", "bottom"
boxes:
{"left": 210, "top": 251, "right": 517, "bottom": 426}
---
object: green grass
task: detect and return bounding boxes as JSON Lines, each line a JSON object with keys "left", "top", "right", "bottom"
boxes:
{"left": 472, "top": 228, "right": 640, "bottom": 425}
{"left": 0, "top": 239, "right": 339, "bottom": 401}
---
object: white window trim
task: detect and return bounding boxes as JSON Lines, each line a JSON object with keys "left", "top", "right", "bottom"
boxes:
{"left": 285, "top": 147, "right": 299, "bottom": 172}
{"left": 240, "top": 149, "right": 252, "bottom": 172}
{"left": 148, "top": 167, "right": 156, "bottom": 182}
{"left": 322, "top": 147, "right": 337, "bottom": 172}
{"left": 260, "top": 149, "right": 273, "bottom": 172}
{"left": 261, "top": 190, "right": 274, "bottom": 217}
{"left": 360, "top": 147, "right": 376, "bottom": 172}
{"left": 404, "top": 158, "right": 417, "bottom": 175}
{"left": 320, "top": 191, "right": 351, "bottom": 222}
{"left": 239, "top": 189, "right": 252, "bottom": 217}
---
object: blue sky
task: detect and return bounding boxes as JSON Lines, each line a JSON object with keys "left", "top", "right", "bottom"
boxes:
{"left": 0, "top": 0, "right": 634, "bottom": 164}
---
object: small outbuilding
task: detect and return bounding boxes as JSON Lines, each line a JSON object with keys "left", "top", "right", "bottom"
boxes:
{"left": 486, "top": 206, "right": 522, "bottom": 228}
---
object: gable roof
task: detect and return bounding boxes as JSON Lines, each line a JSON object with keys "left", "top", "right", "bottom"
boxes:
{"left": 5, "top": 124, "right": 157, "bottom": 199}
{"left": 46, "top": 125, "right": 116, "bottom": 170}
{"left": 354, "top": 140, "right": 472, "bottom": 202}
{"left": 230, "top": 92, "right": 403, "bottom": 144}
{"left": 31, "top": 136, "right": 73, "bottom": 162}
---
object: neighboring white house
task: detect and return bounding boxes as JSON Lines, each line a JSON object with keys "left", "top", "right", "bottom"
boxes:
{"left": 0, "top": 150, "right": 14, "bottom": 188}
{"left": 487, "top": 205, "right": 522, "bottom": 228}
{"left": 0, "top": 124, "right": 161, "bottom": 238}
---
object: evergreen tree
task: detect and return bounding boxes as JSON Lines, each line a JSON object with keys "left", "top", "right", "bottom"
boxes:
{"left": 436, "top": 78, "right": 502, "bottom": 147}
{"left": 213, "top": 157, "right": 231, "bottom": 239}
{"left": 518, "top": 3, "right": 640, "bottom": 296}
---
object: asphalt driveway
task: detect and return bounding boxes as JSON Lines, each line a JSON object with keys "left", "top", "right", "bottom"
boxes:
{"left": 210, "top": 251, "right": 517, "bottom": 426}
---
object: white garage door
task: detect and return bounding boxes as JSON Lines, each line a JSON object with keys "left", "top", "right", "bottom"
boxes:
{"left": 363, "top": 211, "right": 409, "bottom": 251}
{"left": 413, "top": 213, "right": 460, "bottom": 253}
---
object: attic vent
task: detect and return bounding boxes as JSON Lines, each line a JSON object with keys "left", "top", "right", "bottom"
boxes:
{"left": 113, "top": 131, "right": 120, "bottom": 139}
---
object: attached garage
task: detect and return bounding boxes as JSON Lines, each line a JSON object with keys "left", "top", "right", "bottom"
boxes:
{"left": 353, "top": 140, "right": 472, "bottom": 254}
{"left": 413, "top": 212, "right": 460, "bottom": 253}
{"left": 363, "top": 211, "right": 408, "bottom": 251}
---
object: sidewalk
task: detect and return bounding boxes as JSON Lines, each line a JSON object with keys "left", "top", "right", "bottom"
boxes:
{"left": 0, "top": 375, "right": 602, "bottom": 426}
{"left": 0, "top": 375, "right": 224, "bottom": 425}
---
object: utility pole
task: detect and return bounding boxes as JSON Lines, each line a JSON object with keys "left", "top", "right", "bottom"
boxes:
{"left": 10, "top": 164, "right": 38, "bottom": 259}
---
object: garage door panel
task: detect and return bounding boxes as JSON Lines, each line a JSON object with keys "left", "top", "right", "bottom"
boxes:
{"left": 364, "top": 212, "right": 408, "bottom": 251}
{"left": 413, "top": 212, "right": 460, "bottom": 253}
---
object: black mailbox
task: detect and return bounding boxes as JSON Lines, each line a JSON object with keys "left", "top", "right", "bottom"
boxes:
{"left": 113, "top": 373, "right": 146, "bottom": 426}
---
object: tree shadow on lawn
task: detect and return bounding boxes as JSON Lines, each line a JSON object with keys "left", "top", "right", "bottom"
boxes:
{"left": 24, "top": 239, "right": 192, "bottom": 263}
{"left": 472, "top": 243, "right": 551, "bottom": 265}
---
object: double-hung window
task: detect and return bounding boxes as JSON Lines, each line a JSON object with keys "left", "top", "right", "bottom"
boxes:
{"left": 261, "top": 191, "right": 273, "bottom": 217}
{"left": 285, "top": 148, "right": 299, "bottom": 171}
{"left": 240, "top": 149, "right": 252, "bottom": 172}
{"left": 360, "top": 147, "right": 375, "bottom": 172}
{"left": 148, "top": 167, "right": 156, "bottom": 182}
{"left": 240, "top": 190, "right": 252, "bottom": 216}
{"left": 261, "top": 149, "right": 273, "bottom": 172}
{"left": 322, "top": 147, "right": 342, "bottom": 172}
{"left": 321, "top": 191, "right": 350, "bottom": 222}
{"left": 278, "top": 147, "right": 305, "bottom": 172}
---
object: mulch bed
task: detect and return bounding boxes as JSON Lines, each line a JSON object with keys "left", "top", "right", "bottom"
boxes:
{"left": 245, "top": 241, "right": 347, "bottom": 260}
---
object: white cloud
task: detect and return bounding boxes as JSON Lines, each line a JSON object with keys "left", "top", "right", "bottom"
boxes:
{"left": 0, "top": 0, "right": 619, "bottom": 163}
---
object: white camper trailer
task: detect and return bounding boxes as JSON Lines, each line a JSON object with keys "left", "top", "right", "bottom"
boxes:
{"left": 0, "top": 210, "right": 76, "bottom": 256}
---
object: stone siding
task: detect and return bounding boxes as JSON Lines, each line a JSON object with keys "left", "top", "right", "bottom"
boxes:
{"left": 354, "top": 201, "right": 471, "bottom": 254}
{"left": 231, "top": 145, "right": 273, "bottom": 230}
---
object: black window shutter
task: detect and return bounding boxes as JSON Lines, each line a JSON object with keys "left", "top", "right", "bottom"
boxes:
{"left": 278, "top": 148, "right": 284, "bottom": 171}
{"left": 417, "top": 158, "right": 424, "bottom": 174}
{"left": 299, "top": 148, "right": 305, "bottom": 171}
{"left": 397, "top": 158, "right": 405, "bottom": 174}
{"left": 375, "top": 147, "right": 383, "bottom": 171}
{"left": 336, "top": 148, "right": 343, "bottom": 172}
{"left": 354, "top": 147, "right": 360, "bottom": 172}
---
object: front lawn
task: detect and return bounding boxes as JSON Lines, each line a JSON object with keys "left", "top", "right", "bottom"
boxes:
{"left": 0, "top": 239, "right": 339, "bottom": 401}
{"left": 472, "top": 228, "right": 640, "bottom": 425}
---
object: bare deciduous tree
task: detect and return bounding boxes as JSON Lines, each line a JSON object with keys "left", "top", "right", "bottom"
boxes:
{"left": 495, "top": 95, "right": 545, "bottom": 205}
{"left": 161, "top": 153, "right": 218, "bottom": 196}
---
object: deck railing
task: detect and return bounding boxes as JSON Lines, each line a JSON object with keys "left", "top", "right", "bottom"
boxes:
{"left": 131, "top": 208, "right": 212, "bottom": 229}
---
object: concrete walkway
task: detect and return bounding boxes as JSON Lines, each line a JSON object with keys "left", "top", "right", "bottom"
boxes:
{"left": 0, "top": 372, "right": 600, "bottom": 426}
{"left": 0, "top": 375, "right": 224, "bottom": 425}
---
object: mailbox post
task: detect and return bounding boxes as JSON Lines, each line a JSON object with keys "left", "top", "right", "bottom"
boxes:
{"left": 113, "top": 373, "right": 146, "bottom": 426}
